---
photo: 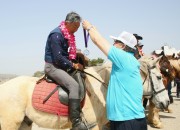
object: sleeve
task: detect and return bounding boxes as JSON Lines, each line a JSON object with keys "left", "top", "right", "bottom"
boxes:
{"left": 50, "top": 33, "right": 73, "bottom": 71}
{"left": 107, "top": 46, "right": 127, "bottom": 68}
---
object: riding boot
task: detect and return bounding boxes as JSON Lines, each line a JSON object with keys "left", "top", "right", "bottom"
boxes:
{"left": 69, "top": 99, "right": 88, "bottom": 130}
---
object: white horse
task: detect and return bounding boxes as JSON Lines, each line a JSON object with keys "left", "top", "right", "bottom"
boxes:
{"left": 0, "top": 67, "right": 109, "bottom": 130}
{"left": 0, "top": 57, "right": 169, "bottom": 130}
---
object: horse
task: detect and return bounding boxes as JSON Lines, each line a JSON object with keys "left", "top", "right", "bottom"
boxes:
{"left": 159, "top": 55, "right": 176, "bottom": 87}
{"left": 0, "top": 57, "right": 169, "bottom": 130}
{"left": 145, "top": 55, "right": 176, "bottom": 128}
{"left": 168, "top": 57, "right": 180, "bottom": 79}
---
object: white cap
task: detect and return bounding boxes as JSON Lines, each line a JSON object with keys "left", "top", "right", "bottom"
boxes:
{"left": 110, "top": 31, "right": 137, "bottom": 49}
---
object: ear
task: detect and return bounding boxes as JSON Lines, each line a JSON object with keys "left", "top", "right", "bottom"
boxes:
{"left": 122, "top": 44, "right": 126, "bottom": 49}
{"left": 152, "top": 55, "right": 162, "bottom": 66}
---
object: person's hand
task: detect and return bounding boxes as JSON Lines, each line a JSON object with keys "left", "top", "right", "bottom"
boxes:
{"left": 82, "top": 20, "right": 93, "bottom": 31}
{"left": 73, "top": 63, "right": 84, "bottom": 71}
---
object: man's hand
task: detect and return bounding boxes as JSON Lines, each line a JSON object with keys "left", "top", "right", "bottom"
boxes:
{"left": 73, "top": 63, "right": 84, "bottom": 71}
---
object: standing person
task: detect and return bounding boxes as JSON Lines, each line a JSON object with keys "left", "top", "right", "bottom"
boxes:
{"left": 82, "top": 20, "right": 147, "bottom": 130}
{"left": 167, "top": 81, "right": 173, "bottom": 103}
{"left": 133, "top": 34, "right": 148, "bottom": 109}
{"left": 175, "top": 78, "right": 180, "bottom": 98}
{"left": 136, "top": 42, "right": 144, "bottom": 57}
{"left": 44, "top": 12, "right": 87, "bottom": 130}
{"left": 133, "top": 34, "right": 144, "bottom": 59}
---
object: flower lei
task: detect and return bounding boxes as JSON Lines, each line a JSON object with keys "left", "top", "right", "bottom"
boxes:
{"left": 59, "top": 21, "right": 76, "bottom": 60}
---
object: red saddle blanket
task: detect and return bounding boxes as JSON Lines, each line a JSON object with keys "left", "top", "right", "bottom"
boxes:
{"left": 32, "top": 80, "right": 68, "bottom": 116}
{"left": 32, "top": 80, "right": 85, "bottom": 116}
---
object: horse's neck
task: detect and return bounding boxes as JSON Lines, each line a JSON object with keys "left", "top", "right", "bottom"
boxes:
{"left": 170, "top": 59, "right": 180, "bottom": 71}
{"left": 169, "top": 59, "right": 180, "bottom": 79}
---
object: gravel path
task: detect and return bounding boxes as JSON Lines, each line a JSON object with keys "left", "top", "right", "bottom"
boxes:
{"left": 32, "top": 87, "right": 180, "bottom": 130}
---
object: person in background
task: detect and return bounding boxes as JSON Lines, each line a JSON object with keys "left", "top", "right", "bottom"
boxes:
{"left": 82, "top": 20, "right": 147, "bottom": 130}
{"left": 167, "top": 81, "right": 173, "bottom": 103}
{"left": 175, "top": 78, "right": 180, "bottom": 98}
{"left": 133, "top": 34, "right": 144, "bottom": 59}
{"left": 44, "top": 11, "right": 87, "bottom": 130}
{"left": 137, "top": 42, "right": 144, "bottom": 57}
{"left": 134, "top": 34, "right": 149, "bottom": 109}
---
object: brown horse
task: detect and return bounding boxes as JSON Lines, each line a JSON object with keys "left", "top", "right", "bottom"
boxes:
{"left": 168, "top": 57, "right": 180, "bottom": 79}
{"left": 159, "top": 55, "right": 176, "bottom": 87}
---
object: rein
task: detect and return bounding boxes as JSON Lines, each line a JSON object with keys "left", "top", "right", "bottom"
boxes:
{"left": 141, "top": 65, "right": 166, "bottom": 96}
{"left": 81, "top": 70, "right": 108, "bottom": 88}
{"left": 147, "top": 66, "right": 166, "bottom": 96}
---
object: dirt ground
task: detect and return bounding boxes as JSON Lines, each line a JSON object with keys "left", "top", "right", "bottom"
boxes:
{"left": 32, "top": 87, "right": 180, "bottom": 130}
{"left": 147, "top": 86, "right": 180, "bottom": 130}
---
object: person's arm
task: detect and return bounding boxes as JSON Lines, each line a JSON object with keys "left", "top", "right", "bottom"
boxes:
{"left": 82, "top": 20, "right": 111, "bottom": 56}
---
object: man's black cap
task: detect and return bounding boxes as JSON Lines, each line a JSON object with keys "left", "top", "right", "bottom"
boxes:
{"left": 133, "top": 34, "right": 143, "bottom": 40}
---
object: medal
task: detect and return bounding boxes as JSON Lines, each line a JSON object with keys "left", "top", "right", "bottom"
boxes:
{"left": 83, "top": 29, "right": 90, "bottom": 55}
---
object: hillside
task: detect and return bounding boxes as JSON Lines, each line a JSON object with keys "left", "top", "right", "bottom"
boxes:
{"left": 0, "top": 74, "right": 17, "bottom": 84}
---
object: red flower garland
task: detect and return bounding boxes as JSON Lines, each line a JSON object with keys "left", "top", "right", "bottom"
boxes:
{"left": 59, "top": 21, "right": 76, "bottom": 60}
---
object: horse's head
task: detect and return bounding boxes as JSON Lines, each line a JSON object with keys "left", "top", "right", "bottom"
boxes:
{"left": 159, "top": 55, "right": 176, "bottom": 87}
{"left": 139, "top": 56, "right": 170, "bottom": 109}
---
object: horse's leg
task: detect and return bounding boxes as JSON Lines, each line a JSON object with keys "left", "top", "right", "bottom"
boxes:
{"left": 0, "top": 119, "right": 22, "bottom": 130}
{"left": 19, "top": 122, "right": 32, "bottom": 130}
{"left": 0, "top": 109, "right": 25, "bottom": 130}
{"left": 19, "top": 116, "right": 33, "bottom": 130}
{"left": 147, "top": 100, "right": 163, "bottom": 128}
{"left": 164, "top": 105, "right": 173, "bottom": 113}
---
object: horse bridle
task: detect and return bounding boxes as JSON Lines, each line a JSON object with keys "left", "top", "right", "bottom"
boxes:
{"left": 142, "top": 65, "right": 166, "bottom": 96}
{"left": 149, "top": 66, "right": 166, "bottom": 96}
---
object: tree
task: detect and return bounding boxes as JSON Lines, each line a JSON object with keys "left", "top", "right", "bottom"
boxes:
{"left": 88, "top": 58, "right": 104, "bottom": 66}
{"left": 33, "top": 71, "right": 44, "bottom": 77}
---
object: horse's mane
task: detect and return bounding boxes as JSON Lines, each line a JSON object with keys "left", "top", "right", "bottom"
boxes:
{"left": 138, "top": 55, "right": 153, "bottom": 74}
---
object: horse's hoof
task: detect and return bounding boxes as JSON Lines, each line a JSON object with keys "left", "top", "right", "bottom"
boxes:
{"left": 102, "top": 122, "right": 110, "bottom": 130}
{"left": 167, "top": 108, "right": 173, "bottom": 113}
{"left": 164, "top": 108, "right": 173, "bottom": 113}
{"left": 154, "top": 122, "right": 164, "bottom": 129}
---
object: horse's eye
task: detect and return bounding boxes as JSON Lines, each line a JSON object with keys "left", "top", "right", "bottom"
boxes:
{"left": 157, "top": 76, "right": 161, "bottom": 80}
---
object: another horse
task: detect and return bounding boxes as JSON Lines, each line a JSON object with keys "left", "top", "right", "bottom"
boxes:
{"left": 159, "top": 55, "right": 176, "bottom": 87}
{"left": 168, "top": 57, "right": 180, "bottom": 79}
{"left": 146, "top": 55, "right": 176, "bottom": 128}
{"left": 0, "top": 57, "right": 169, "bottom": 130}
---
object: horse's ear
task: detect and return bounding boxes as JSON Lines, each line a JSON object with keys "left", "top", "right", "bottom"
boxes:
{"left": 152, "top": 55, "right": 162, "bottom": 66}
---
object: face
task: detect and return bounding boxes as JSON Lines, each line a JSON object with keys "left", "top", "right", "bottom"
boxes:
{"left": 65, "top": 22, "right": 80, "bottom": 34}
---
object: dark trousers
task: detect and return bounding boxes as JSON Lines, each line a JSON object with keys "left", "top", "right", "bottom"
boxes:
{"left": 110, "top": 118, "right": 147, "bottom": 130}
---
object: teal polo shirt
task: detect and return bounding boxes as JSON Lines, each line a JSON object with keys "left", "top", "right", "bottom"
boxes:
{"left": 107, "top": 46, "right": 145, "bottom": 121}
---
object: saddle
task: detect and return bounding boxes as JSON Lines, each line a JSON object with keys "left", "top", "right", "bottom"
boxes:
{"left": 46, "top": 70, "right": 86, "bottom": 105}
{"left": 32, "top": 70, "right": 86, "bottom": 116}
